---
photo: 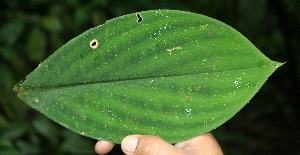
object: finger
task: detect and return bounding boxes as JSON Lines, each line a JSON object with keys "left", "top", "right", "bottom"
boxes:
{"left": 175, "top": 133, "right": 223, "bottom": 155}
{"left": 95, "top": 140, "right": 115, "bottom": 155}
{"left": 121, "top": 135, "right": 184, "bottom": 155}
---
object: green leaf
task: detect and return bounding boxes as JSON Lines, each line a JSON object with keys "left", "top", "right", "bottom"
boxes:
{"left": 61, "top": 130, "right": 95, "bottom": 154}
{"left": 26, "top": 28, "right": 46, "bottom": 62}
{"left": 32, "top": 115, "right": 59, "bottom": 144}
{"left": 14, "top": 10, "right": 283, "bottom": 143}
{"left": 0, "top": 17, "right": 25, "bottom": 46}
{"left": 40, "top": 16, "right": 62, "bottom": 33}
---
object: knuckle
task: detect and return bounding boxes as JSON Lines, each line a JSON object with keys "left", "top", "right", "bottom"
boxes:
{"left": 137, "top": 136, "right": 164, "bottom": 155}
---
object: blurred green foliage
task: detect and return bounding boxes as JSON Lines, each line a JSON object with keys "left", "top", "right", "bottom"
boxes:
{"left": 0, "top": 0, "right": 299, "bottom": 154}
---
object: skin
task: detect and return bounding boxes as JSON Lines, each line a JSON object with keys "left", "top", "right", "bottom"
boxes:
{"left": 95, "top": 133, "right": 223, "bottom": 155}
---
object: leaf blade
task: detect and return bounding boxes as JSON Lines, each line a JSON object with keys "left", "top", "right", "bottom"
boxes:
{"left": 15, "top": 10, "right": 283, "bottom": 143}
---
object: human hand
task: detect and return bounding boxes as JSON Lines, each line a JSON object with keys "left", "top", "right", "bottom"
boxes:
{"left": 95, "top": 133, "right": 223, "bottom": 155}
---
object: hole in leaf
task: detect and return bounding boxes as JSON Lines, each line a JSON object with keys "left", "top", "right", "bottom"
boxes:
{"left": 136, "top": 13, "right": 143, "bottom": 23}
{"left": 90, "top": 39, "right": 99, "bottom": 49}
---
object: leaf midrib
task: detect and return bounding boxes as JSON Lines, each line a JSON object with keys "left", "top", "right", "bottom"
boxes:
{"left": 18, "top": 65, "right": 267, "bottom": 92}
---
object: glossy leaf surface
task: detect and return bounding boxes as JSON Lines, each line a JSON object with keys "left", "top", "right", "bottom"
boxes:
{"left": 14, "top": 10, "right": 282, "bottom": 143}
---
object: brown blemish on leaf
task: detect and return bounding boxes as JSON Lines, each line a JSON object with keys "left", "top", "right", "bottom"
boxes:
{"left": 90, "top": 39, "right": 99, "bottom": 49}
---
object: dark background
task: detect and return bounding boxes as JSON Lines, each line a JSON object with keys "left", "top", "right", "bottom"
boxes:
{"left": 1, "top": 0, "right": 299, "bottom": 154}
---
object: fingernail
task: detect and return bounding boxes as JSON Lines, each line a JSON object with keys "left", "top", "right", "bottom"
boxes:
{"left": 122, "top": 136, "right": 139, "bottom": 154}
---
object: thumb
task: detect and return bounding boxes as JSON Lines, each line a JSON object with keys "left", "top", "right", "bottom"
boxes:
{"left": 121, "top": 135, "right": 183, "bottom": 155}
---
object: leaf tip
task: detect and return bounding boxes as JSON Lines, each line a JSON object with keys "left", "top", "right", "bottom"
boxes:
{"left": 272, "top": 61, "right": 285, "bottom": 69}
{"left": 257, "top": 60, "right": 284, "bottom": 69}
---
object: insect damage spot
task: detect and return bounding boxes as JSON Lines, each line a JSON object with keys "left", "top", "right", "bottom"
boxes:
{"left": 200, "top": 24, "right": 208, "bottom": 30}
{"left": 167, "top": 47, "right": 182, "bottom": 55}
{"left": 136, "top": 13, "right": 143, "bottom": 23}
{"left": 90, "top": 39, "right": 99, "bottom": 49}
